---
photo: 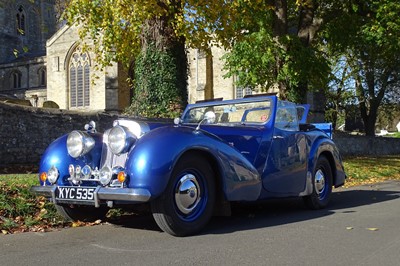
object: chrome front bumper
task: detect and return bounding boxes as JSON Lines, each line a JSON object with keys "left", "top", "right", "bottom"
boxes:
{"left": 31, "top": 185, "right": 152, "bottom": 208}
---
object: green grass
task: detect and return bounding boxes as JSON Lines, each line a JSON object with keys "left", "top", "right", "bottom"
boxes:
{"left": 343, "top": 156, "right": 400, "bottom": 187}
{"left": 0, "top": 174, "right": 66, "bottom": 234}
{"left": 390, "top": 132, "right": 400, "bottom": 138}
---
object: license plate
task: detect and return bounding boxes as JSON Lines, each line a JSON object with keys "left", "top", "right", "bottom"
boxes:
{"left": 56, "top": 186, "right": 96, "bottom": 202}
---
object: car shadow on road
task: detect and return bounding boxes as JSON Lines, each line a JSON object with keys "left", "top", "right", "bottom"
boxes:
{"left": 108, "top": 182, "right": 400, "bottom": 235}
{"left": 203, "top": 185, "right": 400, "bottom": 235}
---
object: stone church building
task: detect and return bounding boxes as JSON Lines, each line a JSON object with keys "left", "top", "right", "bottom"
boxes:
{"left": 46, "top": 24, "right": 130, "bottom": 111}
{"left": 0, "top": 0, "right": 56, "bottom": 106}
{"left": 0, "top": 0, "right": 270, "bottom": 112}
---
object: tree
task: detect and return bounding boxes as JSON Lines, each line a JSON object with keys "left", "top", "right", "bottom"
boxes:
{"left": 65, "top": 1, "right": 189, "bottom": 117}
{"left": 324, "top": 0, "right": 400, "bottom": 136}
{"left": 125, "top": 2, "right": 188, "bottom": 118}
{"left": 63, "top": 0, "right": 241, "bottom": 117}
{"left": 325, "top": 56, "right": 355, "bottom": 130}
{"left": 217, "top": 0, "right": 331, "bottom": 103}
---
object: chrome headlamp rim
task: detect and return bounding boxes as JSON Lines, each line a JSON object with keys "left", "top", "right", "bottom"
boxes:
{"left": 67, "top": 130, "right": 95, "bottom": 158}
{"left": 108, "top": 125, "right": 137, "bottom": 155}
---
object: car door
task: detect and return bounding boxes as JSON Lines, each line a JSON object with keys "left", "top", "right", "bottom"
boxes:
{"left": 262, "top": 101, "right": 308, "bottom": 195}
{"left": 205, "top": 125, "right": 264, "bottom": 164}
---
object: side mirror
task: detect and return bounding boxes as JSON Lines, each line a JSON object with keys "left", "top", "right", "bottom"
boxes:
{"left": 204, "top": 111, "right": 216, "bottom": 124}
{"left": 174, "top": 117, "right": 181, "bottom": 125}
{"left": 195, "top": 111, "right": 216, "bottom": 131}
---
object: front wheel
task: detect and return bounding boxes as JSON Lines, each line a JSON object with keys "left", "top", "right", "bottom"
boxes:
{"left": 55, "top": 204, "right": 109, "bottom": 222}
{"left": 151, "top": 154, "right": 215, "bottom": 236}
{"left": 303, "top": 155, "right": 333, "bottom": 209}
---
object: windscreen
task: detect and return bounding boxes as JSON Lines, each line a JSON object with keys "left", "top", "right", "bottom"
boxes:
{"left": 182, "top": 99, "right": 272, "bottom": 125}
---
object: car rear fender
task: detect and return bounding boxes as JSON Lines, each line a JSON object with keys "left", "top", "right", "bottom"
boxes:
{"left": 308, "top": 136, "right": 346, "bottom": 188}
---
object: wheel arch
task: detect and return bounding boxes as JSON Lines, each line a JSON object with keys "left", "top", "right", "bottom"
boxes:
{"left": 308, "top": 136, "right": 345, "bottom": 188}
{"left": 318, "top": 151, "right": 337, "bottom": 186}
{"left": 175, "top": 149, "right": 225, "bottom": 201}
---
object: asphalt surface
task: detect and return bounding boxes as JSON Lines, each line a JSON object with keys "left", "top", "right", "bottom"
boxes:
{"left": 1, "top": 181, "right": 400, "bottom": 266}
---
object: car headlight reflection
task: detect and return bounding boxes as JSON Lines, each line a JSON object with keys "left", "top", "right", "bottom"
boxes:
{"left": 67, "top": 131, "right": 95, "bottom": 158}
{"left": 108, "top": 125, "right": 137, "bottom": 155}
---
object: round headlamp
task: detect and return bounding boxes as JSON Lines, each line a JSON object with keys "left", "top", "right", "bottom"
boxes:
{"left": 108, "top": 125, "right": 137, "bottom": 155}
{"left": 67, "top": 131, "right": 95, "bottom": 158}
{"left": 47, "top": 166, "right": 59, "bottom": 184}
{"left": 99, "top": 166, "right": 112, "bottom": 186}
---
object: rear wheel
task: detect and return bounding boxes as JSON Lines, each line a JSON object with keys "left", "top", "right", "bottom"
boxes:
{"left": 303, "top": 155, "right": 333, "bottom": 209}
{"left": 151, "top": 154, "right": 215, "bottom": 236}
{"left": 55, "top": 204, "right": 109, "bottom": 222}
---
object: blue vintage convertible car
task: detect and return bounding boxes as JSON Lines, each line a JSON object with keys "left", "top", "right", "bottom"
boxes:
{"left": 31, "top": 95, "right": 345, "bottom": 236}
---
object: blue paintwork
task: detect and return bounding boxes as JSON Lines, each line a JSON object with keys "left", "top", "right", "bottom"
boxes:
{"left": 125, "top": 125, "right": 261, "bottom": 201}
{"left": 39, "top": 133, "right": 103, "bottom": 186}
{"left": 37, "top": 94, "right": 346, "bottom": 204}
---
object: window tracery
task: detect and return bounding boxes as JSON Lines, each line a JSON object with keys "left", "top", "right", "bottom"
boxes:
{"left": 69, "top": 47, "right": 90, "bottom": 108}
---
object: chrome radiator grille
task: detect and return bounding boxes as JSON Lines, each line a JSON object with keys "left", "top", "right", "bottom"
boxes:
{"left": 100, "top": 142, "right": 128, "bottom": 169}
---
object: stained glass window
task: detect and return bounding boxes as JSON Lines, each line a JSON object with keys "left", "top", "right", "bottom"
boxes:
{"left": 69, "top": 47, "right": 90, "bottom": 108}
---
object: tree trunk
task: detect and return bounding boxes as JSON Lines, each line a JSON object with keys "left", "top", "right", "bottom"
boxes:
{"left": 272, "top": 0, "right": 288, "bottom": 99}
{"left": 131, "top": 2, "right": 188, "bottom": 117}
{"left": 296, "top": 0, "right": 325, "bottom": 121}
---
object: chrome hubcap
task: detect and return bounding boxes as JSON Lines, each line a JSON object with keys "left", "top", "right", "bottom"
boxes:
{"left": 315, "top": 169, "right": 326, "bottom": 195}
{"left": 175, "top": 174, "right": 201, "bottom": 215}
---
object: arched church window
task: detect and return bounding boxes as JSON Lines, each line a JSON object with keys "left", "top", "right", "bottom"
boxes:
{"left": 69, "top": 47, "right": 90, "bottom": 108}
{"left": 16, "top": 5, "right": 26, "bottom": 35}
{"left": 10, "top": 71, "right": 22, "bottom": 89}
{"left": 38, "top": 67, "right": 46, "bottom": 86}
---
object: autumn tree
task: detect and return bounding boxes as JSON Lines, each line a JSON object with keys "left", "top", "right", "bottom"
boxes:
{"left": 63, "top": 0, "right": 335, "bottom": 118}
{"left": 65, "top": 1, "right": 187, "bottom": 117}
{"left": 64, "top": 0, "right": 232, "bottom": 118}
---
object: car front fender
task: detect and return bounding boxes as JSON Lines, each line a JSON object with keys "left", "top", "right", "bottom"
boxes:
{"left": 125, "top": 126, "right": 262, "bottom": 201}
{"left": 39, "top": 133, "right": 103, "bottom": 186}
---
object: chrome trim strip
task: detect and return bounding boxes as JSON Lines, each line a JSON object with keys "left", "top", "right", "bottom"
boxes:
{"left": 97, "top": 187, "right": 151, "bottom": 202}
{"left": 30, "top": 186, "right": 152, "bottom": 204}
{"left": 30, "top": 185, "right": 57, "bottom": 197}
{"left": 299, "top": 171, "right": 313, "bottom": 196}
{"left": 94, "top": 186, "right": 101, "bottom": 208}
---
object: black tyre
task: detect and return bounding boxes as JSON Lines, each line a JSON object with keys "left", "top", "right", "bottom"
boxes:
{"left": 55, "top": 204, "right": 109, "bottom": 222}
{"left": 303, "top": 155, "right": 333, "bottom": 209}
{"left": 151, "top": 154, "right": 215, "bottom": 236}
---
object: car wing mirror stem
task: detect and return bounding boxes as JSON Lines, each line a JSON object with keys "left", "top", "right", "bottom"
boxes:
{"left": 195, "top": 111, "right": 216, "bottom": 131}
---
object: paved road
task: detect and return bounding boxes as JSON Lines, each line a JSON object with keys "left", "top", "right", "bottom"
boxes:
{"left": 1, "top": 181, "right": 400, "bottom": 266}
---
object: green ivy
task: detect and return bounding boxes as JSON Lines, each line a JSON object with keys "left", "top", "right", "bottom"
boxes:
{"left": 126, "top": 43, "right": 188, "bottom": 118}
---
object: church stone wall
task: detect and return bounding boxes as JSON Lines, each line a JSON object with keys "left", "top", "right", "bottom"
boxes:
{"left": 0, "top": 0, "right": 56, "bottom": 106}
{"left": 0, "top": 101, "right": 120, "bottom": 168}
{"left": 187, "top": 46, "right": 235, "bottom": 103}
{"left": 0, "top": 0, "right": 56, "bottom": 63}
{"left": 0, "top": 56, "right": 47, "bottom": 106}
{"left": 1, "top": 101, "right": 400, "bottom": 169}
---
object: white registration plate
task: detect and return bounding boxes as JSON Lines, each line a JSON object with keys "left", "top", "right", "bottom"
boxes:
{"left": 56, "top": 186, "right": 96, "bottom": 202}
